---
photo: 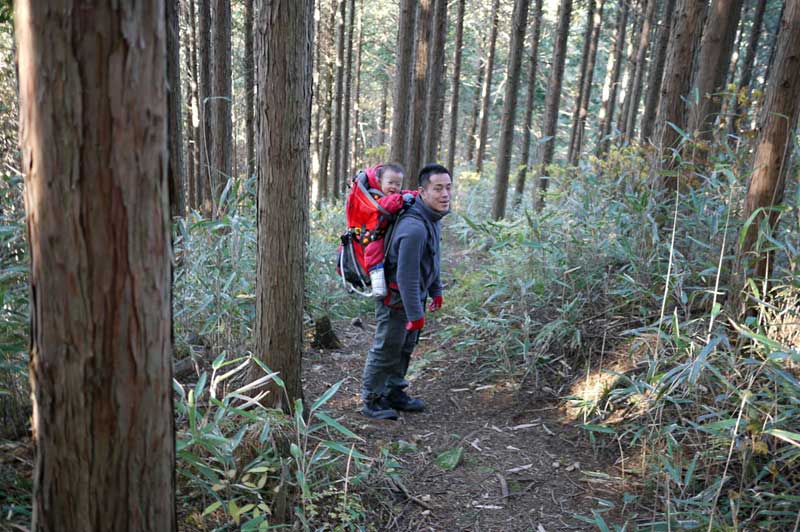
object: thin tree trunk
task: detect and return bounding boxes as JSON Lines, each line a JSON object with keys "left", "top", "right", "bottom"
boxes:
{"left": 319, "top": 2, "right": 337, "bottom": 200}
{"left": 340, "top": 0, "right": 356, "bottom": 188}
{"left": 641, "top": 0, "right": 677, "bottom": 143}
{"left": 447, "top": 0, "right": 467, "bottom": 173}
{"left": 407, "top": 0, "right": 433, "bottom": 185}
{"left": 425, "top": 0, "right": 448, "bottom": 163}
{"left": 15, "top": 2, "right": 176, "bottom": 529}
{"left": 514, "top": 0, "right": 544, "bottom": 203}
{"left": 245, "top": 0, "right": 255, "bottom": 179}
{"left": 597, "top": 0, "right": 629, "bottom": 154}
{"left": 211, "top": 0, "right": 232, "bottom": 211}
{"left": 492, "top": 0, "right": 531, "bottom": 219}
{"left": 567, "top": 0, "right": 598, "bottom": 164}
{"left": 331, "top": 0, "right": 346, "bottom": 197}
{"left": 728, "top": 0, "right": 767, "bottom": 139}
{"left": 536, "top": 0, "right": 573, "bottom": 209}
{"left": 618, "top": 2, "right": 642, "bottom": 141}
{"left": 466, "top": 61, "right": 484, "bottom": 162}
{"left": 183, "top": 0, "right": 197, "bottom": 210}
{"left": 476, "top": 0, "right": 502, "bottom": 174}
{"left": 168, "top": 0, "right": 185, "bottom": 217}
{"left": 199, "top": 0, "right": 213, "bottom": 215}
{"left": 390, "top": 0, "right": 418, "bottom": 165}
{"left": 254, "top": 0, "right": 313, "bottom": 407}
{"left": 762, "top": 0, "right": 785, "bottom": 88}
{"left": 379, "top": 78, "right": 389, "bottom": 146}
{"left": 352, "top": 0, "right": 364, "bottom": 174}
{"left": 733, "top": 0, "right": 800, "bottom": 310}
{"left": 624, "top": 0, "right": 658, "bottom": 140}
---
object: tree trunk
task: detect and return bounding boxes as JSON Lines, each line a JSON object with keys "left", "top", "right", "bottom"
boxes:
{"left": 536, "top": 0, "right": 573, "bottom": 209}
{"left": 447, "top": 0, "right": 467, "bottom": 173}
{"left": 319, "top": 2, "right": 337, "bottom": 201}
{"left": 211, "top": 0, "right": 232, "bottom": 211}
{"left": 425, "top": 0, "right": 448, "bottom": 163}
{"left": 492, "top": 0, "right": 531, "bottom": 219}
{"left": 728, "top": 0, "right": 767, "bottom": 139}
{"left": 624, "top": 0, "right": 658, "bottom": 141}
{"left": 514, "top": 0, "right": 544, "bottom": 204}
{"left": 183, "top": 0, "right": 197, "bottom": 210}
{"left": 15, "top": 2, "right": 176, "bottom": 530}
{"left": 733, "top": 0, "right": 800, "bottom": 310}
{"left": 379, "top": 78, "right": 389, "bottom": 146}
{"left": 254, "top": 0, "right": 313, "bottom": 408}
{"left": 618, "top": 2, "right": 642, "bottom": 141}
{"left": 199, "top": 0, "right": 213, "bottom": 215}
{"left": 567, "top": 0, "right": 598, "bottom": 164}
{"left": 651, "top": 0, "right": 707, "bottom": 188}
{"left": 568, "top": 0, "right": 606, "bottom": 165}
{"left": 476, "top": 0, "right": 501, "bottom": 175}
{"left": 640, "top": 0, "right": 677, "bottom": 143}
{"left": 466, "top": 61, "right": 484, "bottom": 162}
{"left": 597, "top": 0, "right": 629, "bottom": 155}
{"left": 245, "top": 0, "right": 255, "bottom": 179}
{"left": 340, "top": 0, "right": 356, "bottom": 188}
{"left": 352, "top": 0, "right": 365, "bottom": 175}
{"left": 688, "top": 0, "right": 745, "bottom": 142}
{"left": 167, "top": 0, "right": 185, "bottom": 218}
{"left": 331, "top": 0, "right": 346, "bottom": 197}
{"left": 390, "top": 0, "right": 417, "bottom": 165}
{"left": 762, "top": 0, "right": 785, "bottom": 89}
{"left": 407, "top": 0, "right": 433, "bottom": 185}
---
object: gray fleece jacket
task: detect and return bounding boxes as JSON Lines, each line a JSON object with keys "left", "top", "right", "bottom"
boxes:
{"left": 385, "top": 199, "right": 448, "bottom": 322}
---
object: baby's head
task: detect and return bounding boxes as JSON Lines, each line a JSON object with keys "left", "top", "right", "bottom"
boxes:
{"left": 377, "top": 163, "right": 405, "bottom": 195}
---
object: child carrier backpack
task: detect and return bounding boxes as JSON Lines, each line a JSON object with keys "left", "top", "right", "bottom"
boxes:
{"left": 336, "top": 166, "right": 410, "bottom": 296}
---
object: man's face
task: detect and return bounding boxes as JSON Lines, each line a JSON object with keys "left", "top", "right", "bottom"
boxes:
{"left": 418, "top": 173, "right": 452, "bottom": 213}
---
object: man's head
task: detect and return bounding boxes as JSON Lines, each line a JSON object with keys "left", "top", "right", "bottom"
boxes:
{"left": 417, "top": 163, "right": 452, "bottom": 213}
{"left": 377, "top": 163, "right": 405, "bottom": 195}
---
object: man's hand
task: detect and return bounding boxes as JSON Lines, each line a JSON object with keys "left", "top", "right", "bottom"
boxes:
{"left": 406, "top": 318, "right": 425, "bottom": 331}
{"left": 428, "top": 295, "right": 443, "bottom": 312}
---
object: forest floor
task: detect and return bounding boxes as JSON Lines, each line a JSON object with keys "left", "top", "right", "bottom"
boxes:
{"left": 304, "top": 316, "right": 628, "bottom": 531}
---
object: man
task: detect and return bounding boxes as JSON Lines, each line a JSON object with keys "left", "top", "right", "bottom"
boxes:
{"left": 361, "top": 163, "right": 453, "bottom": 420}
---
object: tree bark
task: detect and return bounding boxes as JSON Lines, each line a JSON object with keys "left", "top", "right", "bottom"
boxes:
{"left": 447, "top": 0, "right": 467, "bottom": 173}
{"left": 567, "top": 0, "right": 598, "bottom": 164}
{"left": 425, "top": 0, "right": 448, "bottom": 163}
{"left": 514, "top": 0, "right": 544, "bottom": 204}
{"left": 733, "top": 0, "right": 800, "bottom": 310}
{"left": 352, "top": 0, "right": 365, "bottom": 175}
{"left": 390, "top": 0, "right": 417, "bottom": 165}
{"left": 476, "top": 0, "right": 501, "bottom": 175}
{"left": 651, "top": 0, "right": 707, "bottom": 188}
{"left": 168, "top": 0, "right": 185, "bottom": 217}
{"left": 211, "top": 0, "right": 232, "bottom": 210}
{"left": 254, "top": 0, "right": 313, "bottom": 408}
{"left": 624, "top": 0, "right": 658, "bottom": 141}
{"left": 536, "top": 0, "right": 573, "bottom": 210}
{"left": 597, "top": 0, "right": 629, "bottom": 155}
{"left": 183, "top": 0, "right": 197, "bottom": 210}
{"left": 319, "top": 2, "right": 337, "bottom": 201}
{"left": 728, "top": 0, "right": 767, "bottom": 139}
{"left": 245, "top": 0, "right": 255, "bottom": 179}
{"left": 407, "top": 0, "right": 433, "bottom": 185}
{"left": 379, "top": 77, "right": 389, "bottom": 146}
{"left": 762, "top": 0, "right": 785, "bottom": 89}
{"left": 641, "top": 0, "right": 677, "bottom": 143}
{"left": 331, "top": 0, "right": 346, "bottom": 197}
{"left": 492, "top": 0, "right": 531, "bottom": 220}
{"left": 340, "top": 0, "right": 356, "bottom": 187}
{"left": 688, "top": 0, "right": 745, "bottom": 142}
{"left": 198, "top": 0, "right": 213, "bottom": 215}
{"left": 15, "top": 2, "right": 176, "bottom": 530}
{"left": 618, "top": 2, "right": 642, "bottom": 140}
{"left": 466, "top": 60, "right": 484, "bottom": 163}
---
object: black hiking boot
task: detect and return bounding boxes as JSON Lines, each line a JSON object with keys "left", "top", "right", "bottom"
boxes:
{"left": 360, "top": 398, "right": 399, "bottom": 420}
{"left": 384, "top": 389, "right": 425, "bottom": 412}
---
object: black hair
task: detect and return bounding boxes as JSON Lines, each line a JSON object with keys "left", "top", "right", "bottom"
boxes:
{"left": 377, "top": 162, "right": 406, "bottom": 180}
{"left": 418, "top": 163, "right": 451, "bottom": 188}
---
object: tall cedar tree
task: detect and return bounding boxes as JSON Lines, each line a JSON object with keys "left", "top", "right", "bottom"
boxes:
{"left": 728, "top": 0, "right": 767, "bottom": 139}
{"left": 568, "top": 0, "right": 606, "bottom": 164}
{"left": 379, "top": 78, "right": 389, "bottom": 145}
{"left": 567, "top": 0, "right": 598, "bottom": 164}
{"left": 331, "top": 0, "right": 346, "bottom": 197}
{"left": 651, "top": 0, "right": 707, "bottom": 189}
{"left": 199, "top": 0, "right": 213, "bottom": 215}
{"left": 183, "top": 0, "right": 198, "bottom": 209}
{"left": 641, "top": 0, "right": 677, "bottom": 143}
{"left": 447, "top": 0, "right": 467, "bottom": 173}
{"left": 211, "top": 0, "right": 232, "bottom": 209}
{"left": 245, "top": 0, "right": 255, "bottom": 179}
{"left": 319, "top": 2, "right": 337, "bottom": 201}
{"left": 466, "top": 57, "right": 484, "bottom": 162}
{"left": 407, "top": 0, "right": 433, "bottom": 185}
{"left": 618, "top": 2, "right": 643, "bottom": 139}
{"left": 476, "top": 0, "right": 501, "bottom": 174}
{"left": 688, "top": 0, "right": 745, "bottom": 143}
{"left": 254, "top": 0, "right": 313, "bottom": 407}
{"left": 352, "top": 0, "right": 365, "bottom": 174}
{"left": 167, "top": 0, "right": 185, "bottom": 217}
{"left": 425, "top": 0, "right": 448, "bottom": 163}
{"left": 514, "top": 0, "right": 545, "bottom": 203}
{"left": 762, "top": 0, "right": 785, "bottom": 88}
{"left": 390, "top": 0, "right": 417, "bottom": 165}
{"left": 536, "top": 0, "right": 573, "bottom": 209}
{"left": 624, "top": 0, "right": 657, "bottom": 140}
{"left": 597, "top": 0, "right": 629, "bottom": 154}
{"left": 16, "top": 2, "right": 176, "bottom": 530}
{"left": 734, "top": 0, "right": 800, "bottom": 310}
{"left": 340, "top": 0, "right": 356, "bottom": 187}
{"left": 492, "top": 0, "right": 531, "bottom": 220}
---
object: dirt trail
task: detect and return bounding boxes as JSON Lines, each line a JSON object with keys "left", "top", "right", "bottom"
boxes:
{"left": 305, "top": 318, "right": 623, "bottom": 531}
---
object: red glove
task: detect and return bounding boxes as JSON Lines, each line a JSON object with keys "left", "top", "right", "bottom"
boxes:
{"left": 406, "top": 317, "right": 425, "bottom": 331}
{"left": 378, "top": 193, "right": 404, "bottom": 213}
{"left": 428, "top": 295, "right": 443, "bottom": 312}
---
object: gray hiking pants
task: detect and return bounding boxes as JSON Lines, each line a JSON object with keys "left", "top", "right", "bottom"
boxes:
{"left": 361, "top": 300, "right": 420, "bottom": 402}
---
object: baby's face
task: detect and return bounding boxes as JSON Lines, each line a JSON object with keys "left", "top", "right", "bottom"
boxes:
{"left": 380, "top": 170, "right": 404, "bottom": 195}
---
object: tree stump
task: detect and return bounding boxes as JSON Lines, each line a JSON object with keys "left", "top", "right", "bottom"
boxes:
{"left": 312, "top": 315, "right": 341, "bottom": 349}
